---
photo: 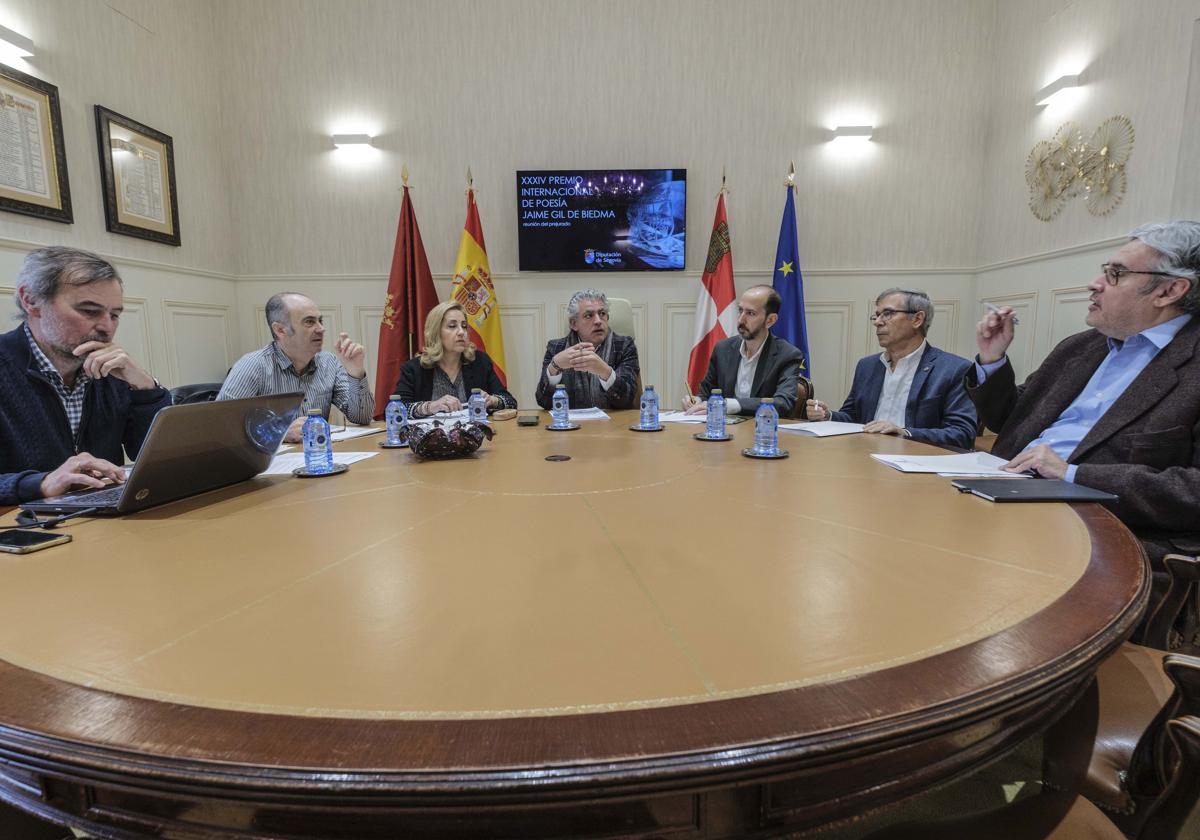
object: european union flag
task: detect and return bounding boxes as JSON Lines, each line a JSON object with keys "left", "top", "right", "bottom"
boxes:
{"left": 770, "top": 186, "right": 810, "bottom": 374}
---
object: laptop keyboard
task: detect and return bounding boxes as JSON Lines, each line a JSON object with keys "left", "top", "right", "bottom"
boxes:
{"left": 46, "top": 484, "right": 127, "bottom": 507}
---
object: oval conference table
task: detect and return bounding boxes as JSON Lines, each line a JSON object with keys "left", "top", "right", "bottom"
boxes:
{"left": 0, "top": 410, "right": 1147, "bottom": 839}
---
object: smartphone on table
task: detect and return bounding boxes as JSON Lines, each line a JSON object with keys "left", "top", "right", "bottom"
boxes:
{"left": 0, "top": 530, "right": 73, "bottom": 554}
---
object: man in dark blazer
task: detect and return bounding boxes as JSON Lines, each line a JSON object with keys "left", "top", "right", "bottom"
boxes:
{"left": 0, "top": 247, "right": 171, "bottom": 505}
{"left": 684, "top": 285, "right": 806, "bottom": 417}
{"left": 806, "top": 288, "right": 977, "bottom": 450}
{"left": 535, "top": 289, "right": 640, "bottom": 410}
{"left": 971, "top": 220, "right": 1200, "bottom": 574}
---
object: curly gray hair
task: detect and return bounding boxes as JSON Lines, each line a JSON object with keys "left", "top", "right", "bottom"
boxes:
{"left": 1130, "top": 221, "right": 1200, "bottom": 314}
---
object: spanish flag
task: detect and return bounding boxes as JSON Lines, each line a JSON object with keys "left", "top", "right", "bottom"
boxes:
{"left": 450, "top": 188, "right": 508, "bottom": 385}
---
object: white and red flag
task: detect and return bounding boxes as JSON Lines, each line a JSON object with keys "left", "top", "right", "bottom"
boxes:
{"left": 686, "top": 192, "right": 736, "bottom": 392}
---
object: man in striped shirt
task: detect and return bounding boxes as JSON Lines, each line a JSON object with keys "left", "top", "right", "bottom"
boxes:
{"left": 218, "top": 292, "right": 374, "bottom": 442}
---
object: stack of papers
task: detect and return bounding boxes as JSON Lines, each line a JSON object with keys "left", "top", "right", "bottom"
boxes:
{"left": 779, "top": 421, "right": 864, "bottom": 437}
{"left": 569, "top": 408, "right": 610, "bottom": 421}
{"left": 870, "top": 451, "right": 1030, "bottom": 478}
{"left": 262, "top": 451, "right": 379, "bottom": 476}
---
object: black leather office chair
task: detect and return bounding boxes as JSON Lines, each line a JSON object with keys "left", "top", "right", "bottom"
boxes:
{"left": 169, "top": 382, "right": 223, "bottom": 405}
{"left": 865, "top": 710, "right": 1200, "bottom": 840}
{"left": 1040, "top": 556, "right": 1200, "bottom": 832}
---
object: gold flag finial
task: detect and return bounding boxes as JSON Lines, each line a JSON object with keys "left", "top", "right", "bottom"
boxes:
{"left": 401, "top": 164, "right": 410, "bottom": 188}
{"left": 720, "top": 166, "right": 727, "bottom": 195}
{"left": 467, "top": 167, "right": 474, "bottom": 190}
{"left": 786, "top": 161, "right": 796, "bottom": 188}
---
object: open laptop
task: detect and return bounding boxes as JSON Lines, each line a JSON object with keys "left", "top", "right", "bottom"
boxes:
{"left": 21, "top": 393, "right": 302, "bottom": 516}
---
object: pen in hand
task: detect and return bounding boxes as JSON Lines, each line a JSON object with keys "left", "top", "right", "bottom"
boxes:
{"left": 984, "top": 302, "right": 1020, "bottom": 326}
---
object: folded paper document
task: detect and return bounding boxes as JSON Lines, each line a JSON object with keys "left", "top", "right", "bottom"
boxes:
{"left": 870, "top": 451, "right": 1031, "bottom": 477}
{"left": 779, "top": 421, "right": 864, "bottom": 437}
{"left": 263, "top": 452, "right": 378, "bottom": 476}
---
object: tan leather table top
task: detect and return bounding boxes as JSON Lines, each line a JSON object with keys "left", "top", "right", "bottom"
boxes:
{"left": 0, "top": 412, "right": 1091, "bottom": 720}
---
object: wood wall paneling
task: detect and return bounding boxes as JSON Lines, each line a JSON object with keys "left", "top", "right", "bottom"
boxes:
{"left": 662, "top": 303, "right": 698, "bottom": 409}
{"left": 1048, "top": 287, "right": 1092, "bottom": 356}
{"left": 163, "top": 301, "right": 235, "bottom": 387}
{"left": 805, "top": 302, "right": 856, "bottom": 408}
{"left": 979, "top": 293, "right": 1037, "bottom": 382}
{"left": 499, "top": 303, "right": 548, "bottom": 408}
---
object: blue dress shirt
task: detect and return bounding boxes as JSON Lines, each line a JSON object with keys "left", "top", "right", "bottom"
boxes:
{"left": 976, "top": 313, "right": 1193, "bottom": 482}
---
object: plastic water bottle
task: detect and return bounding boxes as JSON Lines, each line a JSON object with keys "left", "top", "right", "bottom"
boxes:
{"left": 469, "top": 388, "right": 487, "bottom": 424}
{"left": 754, "top": 398, "right": 780, "bottom": 455}
{"left": 706, "top": 388, "right": 726, "bottom": 438}
{"left": 550, "top": 384, "right": 570, "bottom": 428}
{"left": 639, "top": 385, "right": 659, "bottom": 429}
{"left": 302, "top": 409, "right": 334, "bottom": 474}
{"left": 385, "top": 394, "right": 407, "bottom": 445}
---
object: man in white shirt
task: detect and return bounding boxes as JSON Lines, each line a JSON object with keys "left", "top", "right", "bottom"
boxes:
{"left": 684, "top": 285, "right": 807, "bottom": 417}
{"left": 807, "top": 288, "right": 976, "bottom": 450}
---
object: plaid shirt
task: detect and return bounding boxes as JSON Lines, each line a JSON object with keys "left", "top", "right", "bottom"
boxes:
{"left": 24, "top": 323, "right": 89, "bottom": 440}
{"left": 217, "top": 342, "right": 374, "bottom": 424}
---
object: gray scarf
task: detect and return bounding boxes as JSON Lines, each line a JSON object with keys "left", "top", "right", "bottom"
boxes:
{"left": 565, "top": 328, "right": 616, "bottom": 409}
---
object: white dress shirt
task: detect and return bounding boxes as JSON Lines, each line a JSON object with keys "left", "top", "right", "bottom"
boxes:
{"left": 724, "top": 338, "right": 766, "bottom": 415}
{"left": 872, "top": 341, "right": 927, "bottom": 428}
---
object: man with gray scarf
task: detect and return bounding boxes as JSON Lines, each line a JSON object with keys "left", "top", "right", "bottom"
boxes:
{"left": 535, "top": 289, "right": 641, "bottom": 410}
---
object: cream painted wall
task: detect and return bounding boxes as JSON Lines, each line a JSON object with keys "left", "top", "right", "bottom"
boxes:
{"left": 0, "top": 0, "right": 240, "bottom": 386}
{"left": 213, "top": 0, "right": 995, "bottom": 276}
{"left": 975, "top": 0, "right": 1200, "bottom": 265}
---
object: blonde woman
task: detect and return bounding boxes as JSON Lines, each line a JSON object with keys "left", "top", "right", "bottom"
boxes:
{"left": 395, "top": 300, "right": 516, "bottom": 417}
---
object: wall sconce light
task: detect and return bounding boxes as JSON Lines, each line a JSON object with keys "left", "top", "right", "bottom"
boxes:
{"left": 1034, "top": 74, "right": 1081, "bottom": 107}
{"left": 830, "top": 125, "right": 873, "bottom": 142}
{"left": 0, "top": 24, "right": 34, "bottom": 58}
{"left": 332, "top": 134, "right": 374, "bottom": 148}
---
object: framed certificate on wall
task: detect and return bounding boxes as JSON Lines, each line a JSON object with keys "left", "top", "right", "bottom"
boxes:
{"left": 0, "top": 63, "right": 73, "bottom": 223}
{"left": 95, "top": 105, "right": 181, "bottom": 246}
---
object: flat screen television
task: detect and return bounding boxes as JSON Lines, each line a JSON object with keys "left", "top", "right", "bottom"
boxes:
{"left": 517, "top": 168, "right": 686, "bottom": 271}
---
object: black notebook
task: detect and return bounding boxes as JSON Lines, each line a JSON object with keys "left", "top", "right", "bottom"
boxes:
{"left": 951, "top": 478, "right": 1117, "bottom": 503}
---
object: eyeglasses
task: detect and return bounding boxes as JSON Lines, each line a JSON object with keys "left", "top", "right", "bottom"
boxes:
{"left": 578, "top": 310, "right": 609, "bottom": 322}
{"left": 869, "top": 308, "right": 917, "bottom": 322}
{"left": 1100, "top": 263, "right": 1179, "bottom": 286}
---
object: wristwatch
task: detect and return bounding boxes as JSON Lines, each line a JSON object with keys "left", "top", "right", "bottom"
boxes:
{"left": 547, "top": 361, "right": 562, "bottom": 376}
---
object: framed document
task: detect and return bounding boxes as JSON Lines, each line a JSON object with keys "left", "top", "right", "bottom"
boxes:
{"left": 94, "top": 105, "right": 180, "bottom": 245}
{"left": 0, "top": 64, "right": 73, "bottom": 223}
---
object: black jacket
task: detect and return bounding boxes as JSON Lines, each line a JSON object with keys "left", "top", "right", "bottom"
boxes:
{"left": 393, "top": 351, "right": 516, "bottom": 411}
{"left": 0, "top": 325, "right": 172, "bottom": 504}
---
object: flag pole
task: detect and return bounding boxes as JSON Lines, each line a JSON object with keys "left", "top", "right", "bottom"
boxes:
{"left": 403, "top": 163, "right": 413, "bottom": 360}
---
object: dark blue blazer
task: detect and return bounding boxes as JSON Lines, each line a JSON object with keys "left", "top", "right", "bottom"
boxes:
{"left": 0, "top": 325, "right": 172, "bottom": 504}
{"left": 831, "top": 344, "right": 977, "bottom": 450}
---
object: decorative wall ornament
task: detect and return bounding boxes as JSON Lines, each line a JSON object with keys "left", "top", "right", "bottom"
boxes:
{"left": 1025, "top": 116, "right": 1134, "bottom": 221}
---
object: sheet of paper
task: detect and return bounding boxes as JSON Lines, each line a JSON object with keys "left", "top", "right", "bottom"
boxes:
{"left": 261, "top": 451, "right": 378, "bottom": 476}
{"left": 870, "top": 451, "right": 1029, "bottom": 477}
{"left": 657, "top": 410, "right": 707, "bottom": 424}
{"left": 779, "top": 421, "right": 865, "bottom": 437}
{"left": 331, "top": 426, "right": 384, "bottom": 442}
{"left": 569, "top": 408, "right": 610, "bottom": 421}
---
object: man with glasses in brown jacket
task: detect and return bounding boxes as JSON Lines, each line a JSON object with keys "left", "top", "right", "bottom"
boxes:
{"left": 969, "top": 221, "right": 1200, "bottom": 620}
